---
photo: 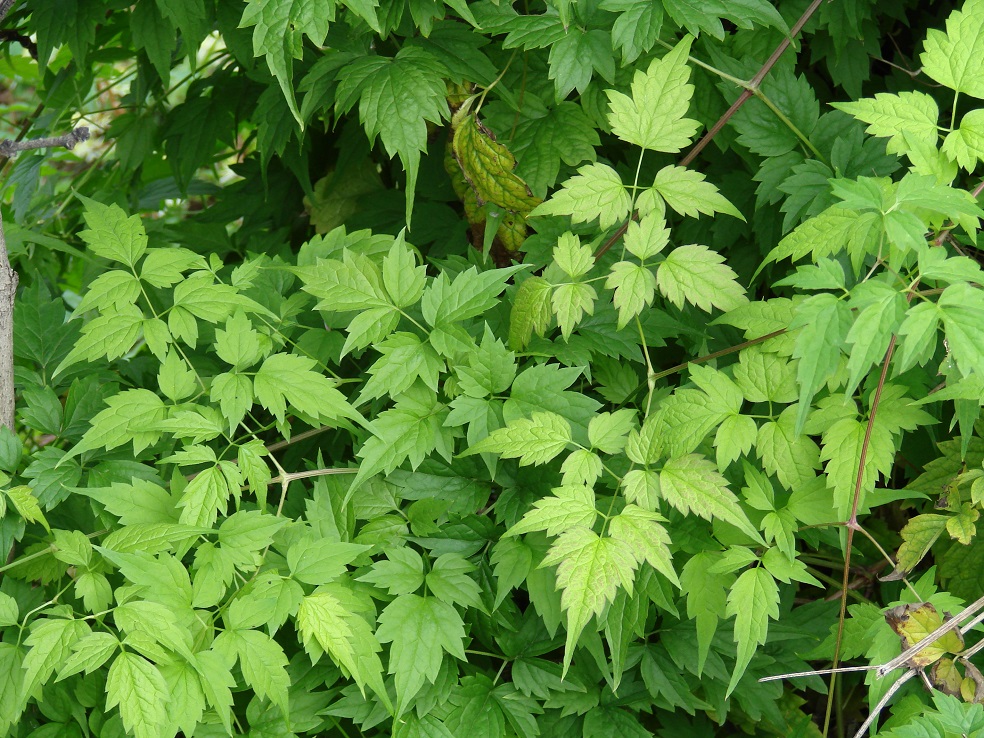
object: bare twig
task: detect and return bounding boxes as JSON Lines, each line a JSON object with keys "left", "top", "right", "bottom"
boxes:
{"left": 0, "top": 127, "right": 90, "bottom": 158}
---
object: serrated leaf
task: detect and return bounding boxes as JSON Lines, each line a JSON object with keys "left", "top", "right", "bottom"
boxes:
{"left": 78, "top": 198, "right": 148, "bottom": 267}
{"left": 657, "top": 244, "right": 747, "bottom": 313}
{"left": 726, "top": 568, "right": 779, "bottom": 695}
{"left": 939, "top": 282, "right": 984, "bottom": 377}
{"left": 623, "top": 212, "right": 670, "bottom": 261}
{"left": 531, "top": 163, "right": 631, "bottom": 229}
{"left": 659, "top": 454, "right": 762, "bottom": 542}
{"left": 541, "top": 527, "right": 636, "bottom": 676}
{"left": 509, "top": 276, "right": 554, "bottom": 350}
{"left": 464, "top": 411, "right": 571, "bottom": 466}
{"left": 608, "top": 505, "right": 678, "bottom": 585}
{"left": 606, "top": 261, "right": 656, "bottom": 329}
{"left": 254, "top": 353, "right": 361, "bottom": 426}
{"left": 648, "top": 165, "right": 744, "bottom": 220}
{"left": 105, "top": 652, "right": 170, "bottom": 738}
{"left": 605, "top": 36, "right": 699, "bottom": 151}
{"left": 505, "top": 484, "right": 596, "bottom": 537}
{"left": 921, "top": 0, "right": 984, "bottom": 99}
{"left": 357, "top": 546, "right": 425, "bottom": 595}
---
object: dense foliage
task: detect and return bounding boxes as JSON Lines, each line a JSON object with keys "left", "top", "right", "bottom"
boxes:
{"left": 2, "top": 0, "right": 984, "bottom": 736}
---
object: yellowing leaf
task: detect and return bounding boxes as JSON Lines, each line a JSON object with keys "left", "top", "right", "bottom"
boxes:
{"left": 885, "top": 602, "right": 964, "bottom": 668}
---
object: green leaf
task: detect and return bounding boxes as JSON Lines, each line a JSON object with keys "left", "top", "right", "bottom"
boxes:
{"left": 939, "top": 282, "right": 984, "bottom": 377}
{"left": 834, "top": 91, "right": 939, "bottom": 156}
{"left": 357, "top": 546, "right": 425, "bottom": 595}
{"left": 335, "top": 48, "right": 450, "bottom": 222}
{"left": 77, "top": 198, "right": 148, "bottom": 267}
{"left": 622, "top": 212, "right": 670, "bottom": 261}
{"left": 509, "top": 276, "right": 554, "bottom": 350}
{"left": 921, "top": 0, "right": 984, "bottom": 99}
{"left": 254, "top": 352, "right": 361, "bottom": 425}
{"left": 511, "top": 101, "right": 600, "bottom": 197}
{"left": 383, "top": 233, "right": 427, "bottom": 307}
{"left": 463, "top": 411, "right": 572, "bottom": 466}
{"left": 657, "top": 244, "right": 747, "bottom": 314}
{"left": 789, "top": 293, "right": 853, "bottom": 431}
{"left": 176, "top": 465, "right": 231, "bottom": 528}
{"left": 600, "top": 0, "right": 663, "bottom": 64}
{"left": 376, "top": 594, "right": 467, "bottom": 715}
{"left": 844, "top": 288, "right": 906, "bottom": 394}
{"left": 605, "top": 36, "right": 699, "bottom": 152}
{"left": 659, "top": 454, "right": 762, "bottom": 542}
{"left": 606, "top": 261, "right": 656, "bottom": 329}
{"left": 426, "top": 553, "right": 484, "bottom": 610}
{"left": 68, "top": 389, "right": 165, "bottom": 458}
{"left": 588, "top": 409, "right": 636, "bottom": 454}
{"left": 240, "top": 0, "right": 331, "bottom": 125}
{"left": 297, "top": 251, "right": 390, "bottom": 311}
{"left": 505, "top": 484, "right": 597, "bottom": 537}
{"left": 648, "top": 165, "right": 743, "bottom": 220}
{"left": 105, "top": 652, "right": 170, "bottom": 738}
{"left": 22, "top": 618, "right": 91, "bottom": 705}
{"left": 944, "top": 109, "right": 984, "bottom": 170}
{"left": 553, "top": 232, "right": 594, "bottom": 279}
{"left": 726, "top": 568, "right": 779, "bottom": 695}
{"left": 680, "top": 552, "right": 732, "bottom": 674}
{"left": 820, "top": 417, "right": 895, "bottom": 518}
{"left": 896, "top": 514, "right": 950, "bottom": 574}
{"left": 421, "top": 265, "right": 524, "bottom": 328}
{"left": 358, "top": 333, "right": 444, "bottom": 403}
{"left": 75, "top": 269, "right": 141, "bottom": 314}
{"left": 4, "top": 486, "right": 50, "bottom": 532}
{"left": 547, "top": 28, "right": 615, "bottom": 98}
{"left": 55, "top": 632, "right": 119, "bottom": 681}
{"left": 56, "top": 304, "right": 144, "bottom": 373}
{"left": 757, "top": 406, "right": 822, "bottom": 492}
{"left": 531, "top": 163, "right": 632, "bottom": 229}
{"left": 0, "top": 593, "right": 17, "bottom": 628}
{"left": 287, "top": 538, "right": 369, "bottom": 585}
{"left": 608, "top": 505, "right": 678, "bottom": 585}
{"left": 213, "top": 628, "right": 289, "bottom": 714}
{"left": 541, "top": 527, "right": 636, "bottom": 676}
{"left": 491, "top": 538, "right": 534, "bottom": 609}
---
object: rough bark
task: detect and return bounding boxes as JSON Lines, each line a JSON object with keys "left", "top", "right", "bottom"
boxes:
{"left": 0, "top": 207, "right": 16, "bottom": 431}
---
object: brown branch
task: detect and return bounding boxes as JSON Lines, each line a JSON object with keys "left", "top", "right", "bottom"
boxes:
{"left": 593, "top": 0, "right": 826, "bottom": 262}
{"left": 0, "top": 0, "right": 16, "bottom": 26}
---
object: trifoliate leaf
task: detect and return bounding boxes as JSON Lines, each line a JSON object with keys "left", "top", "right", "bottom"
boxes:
{"left": 605, "top": 36, "right": 699, "bottom": 152}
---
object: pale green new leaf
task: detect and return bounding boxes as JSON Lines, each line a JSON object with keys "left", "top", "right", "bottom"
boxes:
{"left": 833, "top": 92, "right": 939, "bottom": 156}
{"left": 531, "top": 163, "right": 632, "bottom": 229}
{"left": 376, "top": 594, "right": 467, "bottom": 715}
{"left": 357, "top": 546, "right": 424, "bottom": 595}
{"left": 552, "top": 282, "right": 597, "bottom": 339}
{"left": 139, "top": 247, "right": 207, "bottom": 288}
{"left": 463, "top": 411, "right": 572, "bottom": 466}
{"left": 605, "top": 36, "right": 699, "bottom": 151}
{"left": 4, "top": 486, "right": 50, "bottom": 532}
{"left": 105, "top": 652, "right": 170, "bottom": 738}
{"left": 608, "top": 504, "right": 679, "bottom": 585}
{"left": 176, "top": 465, "right": 230, "bottom": 528}
{"left": 21, "top": 618, "right": 91, "bottom": 703}
{"left": 726, "top": 568, "right": 779, "bottom": 695}
{"left": 623, "top": 212, "right": 670, "bottom": 261}
{"left": 383, "top": 234, "right": 426, "bottom": 307}
{"left": 0, "top": 593, "right": 16, "bottom": 628}
{"left": 421, "top": 265, "right": 524, "bottom": 328}
{"left": 74, "top": 270, "right": 140, "bottom": 314}
{"left": 659, "top": 454, "right": 762, "bottom": 542}
{"left": 541, "top": 527, "right": 636, "bottom": 676}
{"left": 606, "top": 261, "right": 656, "bottom": 329}
{"left": 648, "top": 165, "right": 744, "bottom": 220}
{"left": 68, "top": 388, "right": 165, "bottom": 457}
{"left": 657, "top": 244, "right": 748, "bottom": 313}
{"left": 358, "top": 332, "right": 443, "bottom": 403}
{"left": 844, "top": 290, "right": 906, "bottom": 395}
{"left": 897, "top": 301, "right": 941, "bottom": 373}
{"left": 921, "top": 0, "right": 984, "bottom": 99}
{"left": 55, "top": 632, "right": 119, "bottom": 681}
{"left": 943, "top": 109, "right": 984, "bottom": 170}
{"left": 509, "top": 276, "right": 554, "bottom": 350}
{"left": 297, "top": 251, "right": 390, "bottom": 311}
{"left": 821, "top": 417, "right": 896, "bottom": 518}
{"left": 505, "top": 484, "right": 597, "bottom": 537}
{"left": 553, "top": 232, "right": 594, "bottom": 279}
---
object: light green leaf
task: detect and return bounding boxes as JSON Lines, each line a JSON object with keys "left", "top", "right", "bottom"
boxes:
{"left": 939, "top": 282, "right": 984, "bottom": 377}
{"left": 105, "top": 652, "right": 170, "bottom": 738}
{"left": 4, "top": 486, "right": 50, "bottom": 532}
{"left": 22, "top": 618, "right": 91, "bottom": 704}
{"left": 176, "top": 465, "right": 230, "bottom": 528}
{"left": 0, "top": 593, "right": 17, "bottom": 628}
{"left": 68, "top": 389, "right": 165, "bottom": 458}
{"left": 648, "top": 165, "right": 743, "bottom": 220}
{"left": 757, "top": 406, "right": 822, "bottom": 492}
{"left": 541, "top": 527, "right": 636, "bottom": 676}
{"left": 421, "top": 264, "right": 524, "bottom": 328}
{"left": 623, "top": 212, "right": 670, "bottom": 261}
{"left": 456, "top": 325, "right": 517, "bottom": 397}
{"left": 606, "top": 261, "right": 656, "bottom": 329}
{"left": 921, "top": 0, "right": 984, "bottom": 99}
{"left": 834, "top": 92, "right": 940, "bottom": 156}
{"left": 680, "top": 552, "right": 731, "bottom": 674}
{"left": 621, "top": 469, "right": 661, "bottom": 511}
{"left": 297, "top": 251, "right": 389, "bottom": 311}
{"left": 55, "top": 632, "right": 119, "bottom": 681}
{"left": 287, "top": 538, "right": 369, "bottom": 585}
{"left": 605, "top": 36, "right": 699, "bottom": 151}
{"left": 383, "top": 233, "right": 426, "bottom": 307}
{"left": 509, "top": 276, "right": 554, "bottom": 350}
{"left": 75, "top": 269, "right": 141, "bottom": 314}
{"left": 358, "top": 333, "right": 444, "bottom": 403}
{"left": 463, "top": 411, "right": 572, "bottom": 466}
{"left": 944, "top": 109, "right": 984, "bottom": 170}
{"left": 139, "top": 247, "right": 207, "bottom": 288}
{"left": 213, "top": 629, "right": 289, "bottom": 714}
{"left": 214, "top": 311, "right": 265, "bottom": 370}
{"left": 588, "top": 409, "right": 636, "bottom": 454}
{"left": 789, "top": 293, "right": 852, "bottom": 431}
{"left": 657, "top": 244, "right": 747, "bottom": 313}
{"left": 561, "top": 449, "right": 603, "bottom": 487}
{"left": 659, "top": 454, "right": 762, "bottom": 542}
{"left": 491, "top": 538, "right": 534, "bottom": 609}
{"left": 254, "top": 352, "right": 361, "bottom": 425}
{"left": 56, "top": 304, "right": 144, "bottom": 373}
{"left": 726, "top": 568, "right": 779, "bottom": 695}
{"left": 505, "top": 484, "right": 597, "bottom": 537}
{"left": 820, "top": 417, "right": 895, "bottom": 518}
{"left": 426, "top": 553, "right": 484, "bottom": 610}
{"left": 552, "top": 282, "right": 597, "bottom": 339}
{"left": 553, "top": 232, "right": 594, "bottom": 279}
{"left": 531, "top": 162, "right": 632, "bottom": 229}
{"left": 78, "top": 198, "right": 148, "bottom": 267}
{"left": 608, "top": 505, "right": 678, "bottom": 585}
{"left": 845, "top": 289, "right": 906, "bottom": 394}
